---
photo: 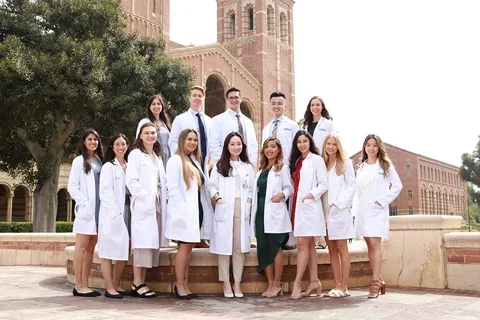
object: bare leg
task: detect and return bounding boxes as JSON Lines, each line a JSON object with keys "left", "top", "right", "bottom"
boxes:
{"left": 365, "top": 237, "right": 382, "bottom": 279}
{"left": 264, "top": 264, "right": 274, "bottom": 295}
{"left": 73, "top": 234, "right": 91, "bottom": 293}
{"left": 175, "top": 243, "right": 193, "bottom": 295}
{"left": 100, "top": 259, "right": 116, "bottom": 294}
{"left": 326, "top": 235, "right": 341, "bottom": 289}
{"left": 336, "top": 239, "right": 351, "bottom": 293}
{"left": 307, "top": 237, "right": 318, "bottom": 281}
{"left": 113, "top": 260, "right": 127, "bottom": 292}
{"left": 291, "top": 237, "right": 311, "bottom": 298}
{"left": 81, "top": 235, "right": 97, "bottom": 290}
{"left": 265, "top": 249, "right": 285, "bottom": 297}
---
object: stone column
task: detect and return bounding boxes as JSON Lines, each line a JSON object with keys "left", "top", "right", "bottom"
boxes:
{"left": 6, "top": 192, "right": 13, "bottom": 222}
{"left": 66, "top": 196, "right": 73, "bottom": 222}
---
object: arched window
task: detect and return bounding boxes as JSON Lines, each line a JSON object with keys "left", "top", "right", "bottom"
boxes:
{"left": 407, "top": 190, "right": 413, "bottom": 199}
{"left": 248, "top": 7, "right": 254, "bottom": 30}
{"left": 267, "top": 5, "right": 275, "bottom": 37}
{"left": 409, "top": 206, "right": 413, "bottom": 215}
{"left": 406, "top": 165, "right": 411, "bottom": 178}
{"left": 231, "top": 14, "right": 236, "bottom": 35}
{"left": 153, "top": 0, "right": 156, "bottom": 13}
{"left": 280, "top": 12, "right": 288, "bottom": 43}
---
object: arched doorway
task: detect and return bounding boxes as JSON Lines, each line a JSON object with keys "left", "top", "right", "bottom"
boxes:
{"left": 0, "top": 184, "right": 10, "bottom": 221}
{"left": 205, "top": 74, "right": 226, "bottom": 118}
{"left": 13, "top": 185, "right": 28, "bottom": 222}
{"left": 57, "top": 189, "right": 69, "bottom": 221}
{"left": 240, "top": 98, "right": 254, "bottom": 121}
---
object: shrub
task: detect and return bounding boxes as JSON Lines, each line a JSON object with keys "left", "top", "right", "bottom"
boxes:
{"left": 56, "top": 222, "right": 73, "bottom": 233}
{"left": 0, "top": 222, "right": 73, "bottom": 233}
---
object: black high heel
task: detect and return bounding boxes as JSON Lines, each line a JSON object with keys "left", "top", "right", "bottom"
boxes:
{"left": 174, "top": 285, "right": 191, "bottom": 300}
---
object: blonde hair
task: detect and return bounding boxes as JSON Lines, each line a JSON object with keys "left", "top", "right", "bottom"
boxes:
{"left": 322, "top": 133, "right": 347, "bottom": 175}
{"left": 176, "top": 129, "right": 202, "bottom": 189}
{"left": 259, "top": 137, "right": 284, "bottom": 172}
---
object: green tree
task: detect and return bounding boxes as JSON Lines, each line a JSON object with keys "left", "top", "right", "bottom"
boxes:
{"left": 0, "top": 0, "right": 194, "bottom": 231}
{"left": 460, "top": 136, "right": 480, "bottom": 204}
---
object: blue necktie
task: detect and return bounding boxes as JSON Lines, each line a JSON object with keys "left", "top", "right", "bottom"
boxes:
{"left": 196, "top": 113, "right": 207, "bottom": 166}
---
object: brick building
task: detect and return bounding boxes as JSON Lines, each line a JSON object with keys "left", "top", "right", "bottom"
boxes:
{"left": 0, "top": 0, "right": 296, "bottom": 222}
{"left": 350, "top": 143, "right": 468, "bottom": 217}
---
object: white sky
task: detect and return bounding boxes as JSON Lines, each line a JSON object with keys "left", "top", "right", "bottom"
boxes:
{"left": 170, "top": 0, "right": 480, "bottom": 166}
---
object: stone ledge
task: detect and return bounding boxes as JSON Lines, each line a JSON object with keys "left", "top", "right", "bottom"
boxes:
{"left": 64, "top": 243, "right": 372, "bottom": 293}
{"left": 389, "top": 215, "right": 463, "bottom": 230}
{"left": 444, "top": 232, "right": 480, "bottom": 248}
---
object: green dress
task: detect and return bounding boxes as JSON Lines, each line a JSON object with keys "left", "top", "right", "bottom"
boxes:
{"left": 255, "top": 169, "right": 289, "bottom": 274}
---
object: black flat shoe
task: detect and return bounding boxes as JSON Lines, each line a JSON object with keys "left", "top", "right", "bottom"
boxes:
{"left": 73, "top": 288, "right": 99, "bottom": 297}
{"left": 105, "top": 291, "right": 123, "bottom": 299}
{"left": 174, "top": 285, "right": 191, "bottom": 300}
{"left": 118, "top": 290, "right": 132, "bottom": 296}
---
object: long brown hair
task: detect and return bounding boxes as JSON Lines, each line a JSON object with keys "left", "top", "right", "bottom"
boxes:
{"left": 360, "top": 134, "right": 391, "bottom": 177}
{"left": 76, "top": 129, "right": 104, "bottom": 174}
{"left": 289, "top": 130, "right": 319, "bottom": 175}
{"left": 259, "top": 137, "right": 284, "bottom": 173}
{"left": 146, "top": 93, "right": 171, "bottom": 131}
{"left": 303, "top": 96, "right": 331, "bottom": 129}
{"left": 322, "top": 133, "right": 346, "bottom": 175}
{"left": 216, "top": 132, "right": 251, "bottom": 177}
{"left": 133, "top": 123, "right": 161, "bottom": 156}
{"left": 176, "top": 129, "right": 201, "bottom": 189}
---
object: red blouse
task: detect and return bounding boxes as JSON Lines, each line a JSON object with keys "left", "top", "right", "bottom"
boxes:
{"left": 290, "top": 157, "right": 304, "bottom": 228}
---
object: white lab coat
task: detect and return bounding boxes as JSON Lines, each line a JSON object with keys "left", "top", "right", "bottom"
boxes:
{"left": 165, "top": 154, "right": 214, "bottom": 243}
{"left": 308, "top": 117, "right": 335, "bottom": 150}
{"left": 210, "top": 110, "right": 258, "bottom": 166}
{"left": 208, "top": 161, "right": 254, "bottom": 255}
{"left": 262, "top": 116, "right": 299, "bottom": 163}
{"left": 169, "top": 109, "right": 212, "bottom": 174}
{"left": 126, "top": 149, "right": 168, "bottom": 249}
{"left": 326, "top": 159, "right": 356, "bottom": 240}
{"left": 251, "top": 165, "right": 294, "bottom": 236}
{"left": 68, "top": 156, "right": 97, "bottom": 235}
{"left": 98, "top": 160, "right": 129, "bottom": 260}
{"left": 352, "top": 161, "right": 403, "bottom": 240}
{"left": 291, "top": 152, "right": 328, "bottom": 237}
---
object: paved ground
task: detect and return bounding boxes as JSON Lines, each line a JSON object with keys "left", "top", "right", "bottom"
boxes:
{"left": 1, "top": 266, "right": 480, "bottom": 320}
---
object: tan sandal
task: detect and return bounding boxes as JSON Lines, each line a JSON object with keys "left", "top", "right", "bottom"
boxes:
{"left": 303, "top": 279, "right": 322, "bottom": 297}
{"left": 290, "top": 281, "right": 303, "bottom": 300}
{"left": 265, "top": 282, "right": 283, "bottom": 298}
{"left": 368, "top": 279, "right": 381, "bottom": 299}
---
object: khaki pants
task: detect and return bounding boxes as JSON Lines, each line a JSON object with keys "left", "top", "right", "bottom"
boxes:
{"left": 218, "top": 199, "right": 244, "bottom": 282}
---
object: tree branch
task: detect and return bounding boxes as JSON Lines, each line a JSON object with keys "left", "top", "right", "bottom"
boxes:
{"left": 16, "top": 128, "right": 45, "bottom": 162}
{"left": 49, "top": 113, "right": 75, "bottom": 152}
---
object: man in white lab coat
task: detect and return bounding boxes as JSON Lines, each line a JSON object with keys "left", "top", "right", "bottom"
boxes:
{"left": 169, "top": 85, "right": 212, "bottom": 173}
{"left": 210, "top": 87, "right": 258, "bottom": 166}
{"left": 261, "top": 91, "right": 299, "bottom": 163}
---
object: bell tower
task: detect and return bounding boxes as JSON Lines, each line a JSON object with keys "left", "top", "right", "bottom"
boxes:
{"left": 216, "top": 0, "right": 296, "bottom": 125}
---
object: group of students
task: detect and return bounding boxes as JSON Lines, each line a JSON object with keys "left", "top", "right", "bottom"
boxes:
{"left": 67, "top": 86, "right": 402, "bottom": 301}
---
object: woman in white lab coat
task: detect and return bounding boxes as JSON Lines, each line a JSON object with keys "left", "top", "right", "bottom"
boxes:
{"left": 126, "top": 122, "right": 168, "bottom": 298}
{"left": 135, "top": 93, "right": 172, "bottom": 168}
{"left": 352, "top": 134, "right": 402, "bottom": 298}
{"left": 288, "top": 130, "right": 328, "bottom": 300}
{"left": 302, "top": 96, "right": 335, "bottom": 249}
{"left": 209, "top": 132, "right": 254, "bottom": 298}
{"left": 165, "top": 128, "right": 213, "bottom": 300}
{"left": 68, "top": 128, "right": 104, "bottom": 297}
{"left": 321, "top": 133, "right": 356, "bottom": 298}
{"left": 98, "top": 134, "right": 131, "bottom": 299}
{"left": 251, "top": 137, "right": 293, "bottom": 298}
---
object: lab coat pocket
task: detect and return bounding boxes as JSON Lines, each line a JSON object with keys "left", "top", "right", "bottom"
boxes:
{"left": 371, "top": 203, "right": 384, "bottom": 218}
{"left": 270, "top": 202, "right": 286, "bottom": 220}
{"left": 171, "top": 201, "right": 188, "bottom": 229}
{"left": 301, "top": 199, "right": 317, "bottom": 219}
{"left": 132, "top": 198, "right": 154, "bottom": 217}
{"left": 214, "top": 203, "right": 227, "bottom": 222}
{"left": 104, "top": 215, "right": 124, "bottom": 240}
{"left": 75, "top": 204, "right": 93, "bottom": 220}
